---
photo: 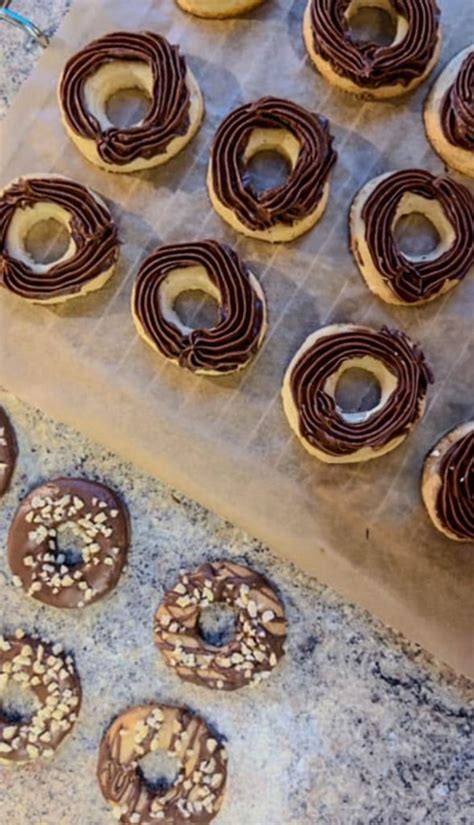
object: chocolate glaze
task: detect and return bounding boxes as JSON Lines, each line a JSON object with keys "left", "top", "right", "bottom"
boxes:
{"left": 289, "top": 325, "right": 433, "bottom": 458}
{"left": 0, "top": 632, "right": 81, "bottom": 764}
{"left": 0, "top": 176, "right": 118, "bottom": 301}
{"left": 155, "top": 561, "right": 287, "bottom": 691}
{"left": 60, "top": 31, "right": 191, "bottom": 166}
{"left": 210, "top": 96, "right": 336, "bottom": 231}
{"left": 8, "top": 478, "right": 130, "bottom": 609}
{"left": 440, "top": 52, "right": 474, "bottom": 151}
{"left": 133, "top": 240, "right": 266, "bottom": 373}
{"left": 308, "top": 0, "right": 440, "bottom": 90}
{"left": 0, "top": 407, "right": 17, "bottom": 497}
{"left": 435, "top": 430, "right": 473, "bottom": 542}
{"left": 359, "top": 170, "right": 474, "bottom": 303}
{"left": 97, "top": 703, "right": 227, "bottom": 824}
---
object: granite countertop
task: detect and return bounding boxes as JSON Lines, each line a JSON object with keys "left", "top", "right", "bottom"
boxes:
{"left": 0, "top": 4, "right": 472, "bottom": 825}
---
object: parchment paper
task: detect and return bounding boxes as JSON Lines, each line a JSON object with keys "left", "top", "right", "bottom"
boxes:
{"left": 1, "top": 0, "right": 473, "bottom": 677}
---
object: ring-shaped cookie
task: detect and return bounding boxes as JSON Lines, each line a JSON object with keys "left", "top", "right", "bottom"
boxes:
{"left": 154, "top": 561, "right": 287, "bottom": 690}
{"left": 422, "top": 422, "right": 473, "bottom": 543}
{"left": 0, "top": 629, "right": 81, "bottom": 765}
{"left": 8, "top": 478, "right": 130, "bottom": 609}
{"left": 282, "top": 324, "right": 433, "bottom": 463}
{"left": 0, "top": 407, "right": 17, "bottom": 497}
{"left": 303, "top": 0, "right": 441, "bottom": 98}
{"left": 97, "top": 703, "right": 227, "bottom": 824}
{"left": 424, "top": 46, "right": 474, "bottom": 178}
{"left": 176, "top": 0, "right": 267, "bottom": 17}
{"left": 59, "top": 31, "right": 204, "bottom": 173}
{"left": 132, "top": 240, "right": 267, "bottom": 374}
{"left": 208, "top": 96, "right": 337, "bottom": 242}
{"left": 0, "top": 174, "right": 119, "bottom": 304}
{"left": 350, "top": 169, "right": 474, "bottom": 305}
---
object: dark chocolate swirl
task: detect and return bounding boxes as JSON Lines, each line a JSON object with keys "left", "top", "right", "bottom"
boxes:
{"left": 133, "top": 240, "right": 266, "bottom": 373}
{"left": 0, "top": 176, "right": 118, "bottom": 301}
{"left": 435, "top": 430, "right": 474, "bottom": 542}
{"left": 210, "top": 96, "right": 336, "bottom": 231}
{"left": 59, "top": 31, "right": 191, "bottom": 166}
{"left": 307, "top": 0, "right": 440, "bottom": 90}
{"left": 289, "top": 325, "right": 433, "bottom": 458}
{"left": 358, "top": 170, "right": 474, "bottom": 303}
{"left": 440, "top": 51, "right": 474, "bottom": 151}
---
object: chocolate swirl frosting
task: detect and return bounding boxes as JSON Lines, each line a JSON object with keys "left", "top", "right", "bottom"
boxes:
{"left": 359, "top": 170, "right": 474, "bottom": 303}
{"left": 210, "top": 96, "right": 336, "bottom": 231}
{"left": 308, "top": 0, "right": 440, "bottom": 89}
{"left": 435, "top": 430, "right": 474, "bottom": 542}
{"left": 440, "top": 52, "right": 474, "bottom": 151}
{"left": 289, "top": 326, "right": 433, "bottom": 457}
{"left": 0, "top": 176, "right": 118, "bottom": 301}
{"left": 133, "top": 240, "right": 266, "bottom": 373}
{"left": 59, "top": 31, "right": 191, "bottom": 166}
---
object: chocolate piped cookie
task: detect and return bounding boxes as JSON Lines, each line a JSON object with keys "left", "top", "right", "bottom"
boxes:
{"left": 303, "top": 0, "right": 441, "bottom": 98}
{"left": 59, "top": 31, "right": 204, "bottom": 173}
{"left": 0, "top": 629, "right": 81, "bottom": 765}
{"left": 282, "top": 324, "right": 433, "bottom": 463}
{"left": 176, "top": 0, "right": 267, "bottom": 16}
{"left": 132, "top": 240, "right": 267, "bottom": 374}
{"left": 422, "top": 422, "right": 473, "bottom": 543}
{"left": 208, "top": 96, "right": 337, "bottom": 242}
{"left": 8, "top": 478, "right": 130, "bottom": 608}
{"left": 424, "top": 46, "right": 474, "bottom": 178}
{"left": 0, "top": 407, "right": 17, "bottom": 497}
{"left": 0, "top": 175, "right": 119, "bottom": 303}
{"left": 97, "top": 703, "right": 227, "bottom": 823}
{"left": 154, "top": 561, "right": 287, "bottom": 690}
{"left": 350, "top": 169, "right": 473, "bottom": 305}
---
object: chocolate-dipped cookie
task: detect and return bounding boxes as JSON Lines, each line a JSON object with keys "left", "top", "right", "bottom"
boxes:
{"left": 0, "top": 407, "right": 17, "bottom": 497}
{"left": 0, "top": 629, "right": 81, "bottom": 766}
{"left": 8, "top": 478, "right": 130, "bottom": 608}
{"left": 97, "top": 703, "right": 227, "bottom": 823}
{"left": 154, "top": 561, "right": 287, "bottom": 690}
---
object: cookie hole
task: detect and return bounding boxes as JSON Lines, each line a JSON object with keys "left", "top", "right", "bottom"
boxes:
{"left": 174, "top": 290, "right": 220, "bottom": 331}
{"left": 25, "top": 218, "right": 70, "bottom": 265}
{"left": 138, "top": 750, "right": 180, "bottom": 794}
{"left": 394, "top": 213, "right": 441, "bottom": 259}
{"left": 245, "top": 150, "right": 292, "bottom": 196}
{"left": 0, "top": 679, "right": 40, "bottom": 725}
{"left": 346, "top": 2, "right": 397, "bottom": 47}
{"left": 54, "top": 525, "right": 85, "bottom": 568}
{"left": 199, "top": 604, "right": 236, "bottom": 648}
{"left": 106, "top": 87, "right": 152, "bottom": 128}
{"left": 335, "top": 368, "right": 381, "bottom": 414}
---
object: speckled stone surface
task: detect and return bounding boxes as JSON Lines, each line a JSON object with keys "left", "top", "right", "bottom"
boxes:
{"left": 0, "top": 5, "right": 473, "bottom": 825}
